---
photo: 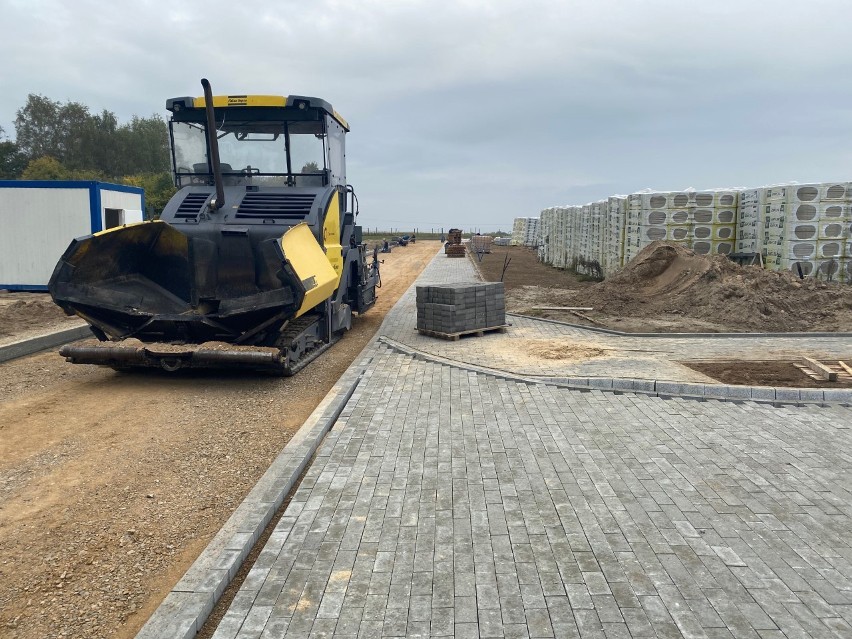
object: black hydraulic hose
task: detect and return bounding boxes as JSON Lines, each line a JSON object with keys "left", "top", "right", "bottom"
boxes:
{"left": 201, "top": 78, "right": 225, "bottom": 210}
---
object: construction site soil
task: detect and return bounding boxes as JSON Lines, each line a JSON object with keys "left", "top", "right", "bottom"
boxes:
{"left": 0, "top": 241, "right": 440, "bottom": 639}
{"left": 685, "top": 360, "right": 852, "bottom": 388}
{"left": 0, "top": 294, "right": 81, "bottom": 344}
{"left": 475, "top": 242, "right": 852, "bottom": 334}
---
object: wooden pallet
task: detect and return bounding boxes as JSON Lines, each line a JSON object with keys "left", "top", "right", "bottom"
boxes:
{"left": 794, "top": 358, "right": 852, "bottom": 382}
{"left": 417, "top": 325, "right": 509, "bottom": 341}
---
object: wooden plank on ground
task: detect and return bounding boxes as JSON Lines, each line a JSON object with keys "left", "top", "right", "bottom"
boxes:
{"left": 569, "top": 310, "right": 604, "bottom": 326}
{"left": 801, "top": 356, "right": 838, "bottom": 381}
{"left": 532, "top": 306, "right": 594, "bottom": 311}
{"left": 839, "top": 361, "right": 852, "bottom": 376}
{"left": 793, "top": 363, "right": 822, "bottom": 380}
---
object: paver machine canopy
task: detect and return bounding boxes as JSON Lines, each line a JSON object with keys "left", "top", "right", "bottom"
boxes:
{"left": 49, "top": 79, "right": 378, "bottom": 374}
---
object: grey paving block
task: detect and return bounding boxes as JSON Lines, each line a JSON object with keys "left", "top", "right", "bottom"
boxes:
{"left": 611, "top": 378, "right": 636, "bottom": 392}
{"left": 798, "top": 388, "right": 825, "bottom": 403}
{"left": 750, "top": 386, "right": 776, "bottom": 401}
{"left": 823, "top": 388, "right": 852, "bottom": 404}
{"left": 774, "top": 388, "right": 801, "bottom": 402}
{"left": 136, "top": 591, "right": 214, "bottom": 639}
{"left": 655, "top": 381, "right": 706, "bottom": 397}
{"left": 0, "top": 324, "right": 92, "bottom": 363}
{"left": 587, "top": 378, "right": 614, "bottom": 390}
{"left": 704, "top": 384, "right": 752, "bottom": 400}
{"left": 631, "top": 379, "right": 657, "bottom": 393}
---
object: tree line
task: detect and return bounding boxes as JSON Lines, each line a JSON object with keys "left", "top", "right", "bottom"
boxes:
{"left": 0, "top": 94, "right": 177, "bottom": 214}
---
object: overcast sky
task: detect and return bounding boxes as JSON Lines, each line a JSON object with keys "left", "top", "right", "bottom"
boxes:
{"left": 2, "top": 0, "right": 852, "bottom": 231}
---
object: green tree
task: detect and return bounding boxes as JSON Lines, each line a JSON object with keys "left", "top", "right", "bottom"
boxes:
{"left": 74, "top": 108, "right": 118, "bottom": 175}
{"left": 20, "top": 155, "right": 106, "bottom": 181}
{"left": 21, "top": 156, "right": 70, "bottom": 180}
{"left": 14, "top": 94, "right": 170, "bottom": 179}
{"left": 57, "top": 100, "right": 94, "bottom": 171}
{"left": 0, "top": 126, "right": 27, "bottom": 178}
{"left": 15, "top": 95, "right": 67, "bottom": 161}
{"left": 120, "top": 115, "right": 170, "bottom": 175}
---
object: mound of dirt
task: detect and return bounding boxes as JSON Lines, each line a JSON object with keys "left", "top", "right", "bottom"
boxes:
{"left": 0, "top": 293, "right": 76, "bottom": 339}
{"left": 578, "top": 242, "right": 852, "bottom": 333}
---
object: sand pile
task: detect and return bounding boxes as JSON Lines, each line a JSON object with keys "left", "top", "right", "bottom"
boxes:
{"left": 579, "top": 242, "right": 852, "bottom": 332}
{"left": 525, "top": 340, "right": 606, "bottom": 360}
{"left": 0, "top": 294, "right": 73, "bottom": 338}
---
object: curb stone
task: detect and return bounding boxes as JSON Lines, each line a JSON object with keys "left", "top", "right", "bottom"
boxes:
{"left": 378, "top": 336, "right": 850, "bottom": 407}
{"left": 507, "top": 312, "right": 852, "bottom": 339}
{"left": 0, "top": 325, "right": 91, "bottom": 363}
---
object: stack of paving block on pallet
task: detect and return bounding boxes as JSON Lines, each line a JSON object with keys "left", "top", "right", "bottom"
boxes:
{"left": 445, "top": 228, "right": 466, "bottom": 257}
{"left": 416, "top": 282, "right": 506, "bottom": 335}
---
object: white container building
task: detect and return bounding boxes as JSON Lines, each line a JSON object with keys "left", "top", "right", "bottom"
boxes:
{"left": 0, "top": 180, "right": 145, "bottom": 290}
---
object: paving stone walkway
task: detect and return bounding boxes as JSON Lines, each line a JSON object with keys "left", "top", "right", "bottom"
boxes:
{"left": 211, "top": 250, "right": 852, "bottom": 638}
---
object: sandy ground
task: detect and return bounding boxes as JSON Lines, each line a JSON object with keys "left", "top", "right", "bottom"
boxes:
{"left": 0, "top": 241, "right": 439, "bottom": 639}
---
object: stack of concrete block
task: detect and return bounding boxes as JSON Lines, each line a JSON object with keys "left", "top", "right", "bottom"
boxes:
{"left": 511, "top": 217, "right": 540, "bottom": 246}
{"left": 445, "top": 228, "right": 466, "bottom": 257}
{"left": 736, "top": 188, "right": 766, "bottom": 254}
{"left": 416, "top": 282, "right": 505, "bottom": 334}
{"left": 763, "top": 182, "right": 851, "bottom": 280}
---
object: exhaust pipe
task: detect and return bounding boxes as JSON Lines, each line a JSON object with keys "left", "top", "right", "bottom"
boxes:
{"left": 201, "top": 78, "right": 225, "bottom": 210}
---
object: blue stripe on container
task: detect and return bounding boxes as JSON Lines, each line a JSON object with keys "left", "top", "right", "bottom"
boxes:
{"left": 0, "top": 284, "right": 50, "bottom": 291}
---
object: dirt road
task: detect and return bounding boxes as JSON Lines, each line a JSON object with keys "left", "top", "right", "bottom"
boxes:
{"left": 0, "top": 241, "right": 439, "bottom": 639}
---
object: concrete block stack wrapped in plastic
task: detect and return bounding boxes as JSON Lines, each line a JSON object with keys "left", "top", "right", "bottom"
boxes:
{"left": 603, "top": 196, "right": 628, "bottom": 274}
{"left": 567, "top": 206, "right": 582, "bottom": 270}
{"left": 689, "top": 190, "right": 738, "bottom": 256}
{"left": 511, "top": 217, "right": 540, "bottom": 246}
{"left": 736, "top": 188, "right": 765, "bottom": 254}
{"left": 526, "top": 217, "right": 540, "bottom": 246}
{"left": 554, "top": 207, "right": 571, "bottom": 269}
{"left": 538, "top": 208, "right": 554, "bottom": 263}
{"left": 625, "top": 190, "right": 737, "bottom": 265}
{"left": 575, "top": 201, "right": 606, "bottom": 277}
{"left": 529, "top": 181, "right": 851, "bottom": 283}
{"left": 763, "top": 182, "right": 851, "bottom": 281}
